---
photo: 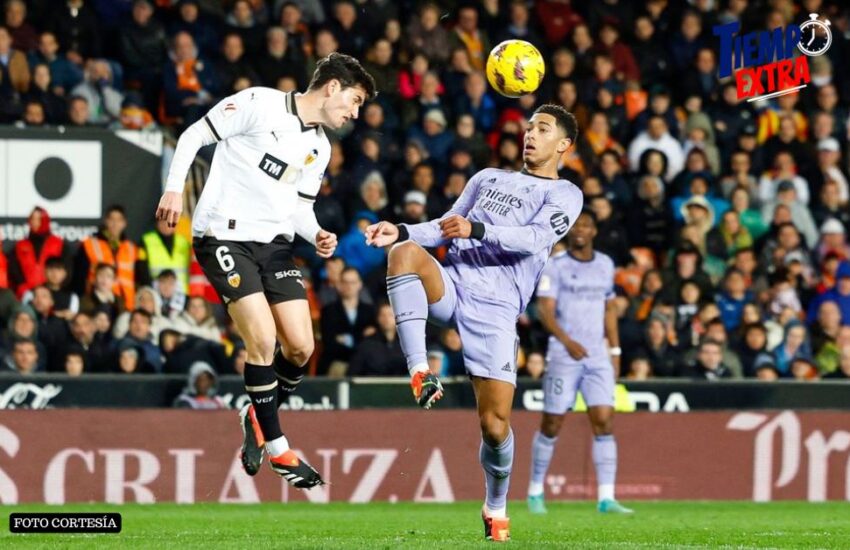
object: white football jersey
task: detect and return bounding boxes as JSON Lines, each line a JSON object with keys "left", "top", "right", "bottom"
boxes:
{"left": 165, "top": 87, "right": 330, "bottom": 243}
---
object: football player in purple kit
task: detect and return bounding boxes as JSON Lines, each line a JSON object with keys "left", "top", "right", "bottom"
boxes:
{"left": 364, "top": 104, "right": 583, "bottom": 541}
{"left": 527, "top": 210, "right": 634, "bottom": 515}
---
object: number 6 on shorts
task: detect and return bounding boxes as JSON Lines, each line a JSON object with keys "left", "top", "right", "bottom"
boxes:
{"left": 215, "top": 246, "right": 236, "bottom": 271}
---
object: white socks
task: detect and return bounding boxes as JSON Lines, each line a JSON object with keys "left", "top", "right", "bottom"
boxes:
{"left": 265, "top": 435, "right": 290, "bottom": 457}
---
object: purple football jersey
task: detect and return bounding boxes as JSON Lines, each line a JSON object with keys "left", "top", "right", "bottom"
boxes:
{"left": 537, "top": 250, "right": 616, "bottom": 364}
{"left": 404, "top": 167, "right": 583, "bottom": 314}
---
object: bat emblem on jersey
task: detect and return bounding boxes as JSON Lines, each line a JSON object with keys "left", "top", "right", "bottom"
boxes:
{"left": 304, "top": 149, "right": 319, "bottom": 165}
{"left": 227, "top": 271, "right": 241, "bottom": 288}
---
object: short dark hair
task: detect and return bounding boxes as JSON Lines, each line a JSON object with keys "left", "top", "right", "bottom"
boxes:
{"left": 45, "top": 257, "right": 66, "bottom": 270}
{"left": 157, "top": 269, "right": 177, "bottom": 280}
{"left": 578, "top": 208, "right": 598, "bottom": 225}
{"left": 308, "top": 52, "right": 377, "bottom": 100}
{"left": 699, "top": 337, "right": 722, "bottom": 350}
{"left": 533, "top": 104, "right": 578, "bottom": 143}
{"left": 105, "top": 204, "right": 126, "bottom": 217}
{"left": 131, "top": 308, "right": 152, "bottom": 323}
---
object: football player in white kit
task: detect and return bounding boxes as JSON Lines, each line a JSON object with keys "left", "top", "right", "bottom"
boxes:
{"left": 156, "top": 53, "right": 376, "bottom": 487}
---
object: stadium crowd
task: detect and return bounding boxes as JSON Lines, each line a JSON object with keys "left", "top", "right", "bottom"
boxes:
{"left": 1, "top": 0, "right": 850, "bottom": 385}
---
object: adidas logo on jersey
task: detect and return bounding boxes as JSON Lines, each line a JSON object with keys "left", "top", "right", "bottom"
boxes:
{"left": 501, "top": 362, "right": 513, "bottom": 372}
{"left": 259, "top": 153, "right": 288, "bottom": 180}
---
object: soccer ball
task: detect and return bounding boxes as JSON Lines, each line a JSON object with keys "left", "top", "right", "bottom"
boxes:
{"left": 485, "top": 40, "right": 545, "bottom": 98}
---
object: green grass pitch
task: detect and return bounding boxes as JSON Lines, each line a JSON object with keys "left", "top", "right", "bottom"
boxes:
{"left": 3, "top": 501, "right": 849, "bottom": 549}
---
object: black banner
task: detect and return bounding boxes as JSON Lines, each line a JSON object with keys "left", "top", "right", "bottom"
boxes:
{"left": 0, "top": 374, "right": 847, "bottom": 410}
{"left": 0, "top": 126, "right": 163, "bottom": 243}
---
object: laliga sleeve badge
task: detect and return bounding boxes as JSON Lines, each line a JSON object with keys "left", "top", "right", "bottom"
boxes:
{"left": 227, "top": 271, "right": 241, "bottom": 288}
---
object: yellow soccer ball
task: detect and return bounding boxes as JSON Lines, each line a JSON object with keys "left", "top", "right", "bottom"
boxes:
{"left": 485, "top": 39, "right": 545, "bottom": 98}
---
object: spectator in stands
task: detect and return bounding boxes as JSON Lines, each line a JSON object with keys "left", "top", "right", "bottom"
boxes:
{"left": 23, "top": 64, "right": 66, "bottom": 124}
{"left": 636, "top": 314, "right": 679, "bottom": 377}
{"left": 589, "top": 195, "right": 630, "bottom": 266}
{"left": 716, "top": 268, "right": 753, "bottom": 332}
{"left": 825, "top": 347, "right": 850, "bottom": 380}
{"left": 70, "top": 59, "right": 123, "bottom": 126}
{"left": 66, "top": 95, "right": 91, "bottom": 127}
{"left": 47, "top": 0, "right": 101, "bottom": 62}
{"left": 454, "top": 71, "right": 496, "bottom": 134}
{"left": 173, "top": 361, "right": 227, "bottom": 409}
{"left": 736, "top": 322, "right": 769, "bottom": 377}
{"left": 114, "top": 341, "right": 155, "bottom": 374}
{"left": 660, "top": 242, "right": 712, "bottom": 305}
{"left": 808, "top": 261, "right": 850, "bottom": 326}
{"left": 224, "top": 0, "right": 265, "bottom": 58}
{"left": 216, "top": 33, "right": 258, "bottom": 96}
{"left": 814, "top": 219, "right": 850, "bottom": 266}
{"left": 0, "top": 25, "right": 30, "bottom": 122}
{"left": 327, "top": 0, "right": 367, "bottom": 58}
{"left": 113, "top": 286, "right": 171, "bottom": 342}
{"left": 10, "top": 207, "right": 64, "bottom": 299}
{"left": 773, "top": 321, "right": 812, "bottom": 377}
{"left": 406, "top": 2, "right": 451, "bottom": 65}
{"left": 114, "top": 309, "right": 161, "bottom": 372}
{"left": 155, "top": 269, "right": 186, "bottom": 318}
{"left": 169, "top": 0, "right": 219, "bottom": 60}
{"left": 4, "top": 307, "right": 47, "bottom": 371}
{"left": 729, "top": 186, "right": 768, "bottom": 241}
{"left": 254, "top": 26, "right": 304, "bottom": 89}
{"left": 4, "top": 338, "right": 39, "bottom": 375}
{"left": 27, "top": 32, "right": 82, "bottom": 96}
{"left": 685, "top": 338, "right": 734, "bottom": 380}
{"left": 348, "top": 302, "right": 406, "bottom": 376}
{"left": 79, "top": 263, "right": 125, "bottom": 322}
{"left": 119, "top": 0, "right": 167, "bottom": 113}
{"left": 172, "top": 296, "right": 221, "bottom": 343}
{"left": 29, "top": 285, "right": 68, "bottom": 371}
{"left": 4, "top": 0, "right": 35, "bottom": 51}
{"left": 65, "top": 311, "right": 109, "bottom": 373}
{"left": 628, "top": 116, "right": 684, "bottom": 180}
{"left": 319, "top": 267, "right": 376, "bottom": 376}
{"left": 336, "top": 211, "right": 386, "bottom": 279}
{"left": 811, "top": 300, "right": 843, "bottom": 375}
{"left": 162, "top": 31, "right": 217, "bottom": 125}
{"left": 63, "top": 347, "right": 85, "bottom": 376}
{"left": 761, "top": 182, "right": 818, "bottom": 249}
{"left": 21, "top": 257, "right": 77, "bottom": 321}
{"left": 73, "top": 205, "right": 146, "bottom": 311}
{"left": 812, "top": 180, "right": 850, "bottom": 232}
{"left": 451, "top": 4, "right": 490, "bottom": 72}
{"left": 141, "top": 217, "right": 191, "bottom": 294}
{"left": 305, "top": 27, "right": 338, "bottom": 76}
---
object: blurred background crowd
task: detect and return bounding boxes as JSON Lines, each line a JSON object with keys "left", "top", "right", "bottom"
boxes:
{"left": 1, "top": 0, "right": 850, "bottom": 387}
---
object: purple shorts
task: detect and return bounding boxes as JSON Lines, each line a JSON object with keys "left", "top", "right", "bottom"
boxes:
{"left": 428, "top": 258, "right": 519, "bottom": 386}
{"left": 542, "top": 361, "right": 615, "bottom": 414}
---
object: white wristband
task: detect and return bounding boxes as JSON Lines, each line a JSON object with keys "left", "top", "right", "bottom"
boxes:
{"left": 609, "top": 347, "right": 622, "bottom": 356}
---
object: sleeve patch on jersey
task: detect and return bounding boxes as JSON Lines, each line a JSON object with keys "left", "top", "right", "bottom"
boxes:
{"left": 550, "top": 212, "right": 570, "bottom": 236}
{"left": 259, "top": 153, "right": 288, "bottom": 180}
{"left": 204, "top": 116, "right": 222, "bottom": 141}
{"left": 538, "top": 275, "right": 551, "bottom": 292}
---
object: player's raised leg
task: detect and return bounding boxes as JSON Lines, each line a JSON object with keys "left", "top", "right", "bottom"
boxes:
{"left": 386, "top": 240, "right": 446, "bottom": 408}
{"left": 474, "top": 377, "right": 514, "bottom": 542}
{"left": 588, "top": 404, "right": 632, "bottom": 513}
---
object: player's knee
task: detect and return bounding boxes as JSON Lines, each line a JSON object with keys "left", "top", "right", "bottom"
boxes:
{"left": 591, "top": 416, "right": 614, "bottom": 436}
{"left": 286, "top": 340, "right": 314, "bottom": 367}
{"left": 387, "top": 241, "right": 423, "bottom": 274}
{"left": 479, "top": 411, "right": 510, "bottom": 445}
{"left": 541, "top": 416, "right": 563, "bottom": 438}
{"left": 245, "top": 336, "right": 277, "bottom": 365}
